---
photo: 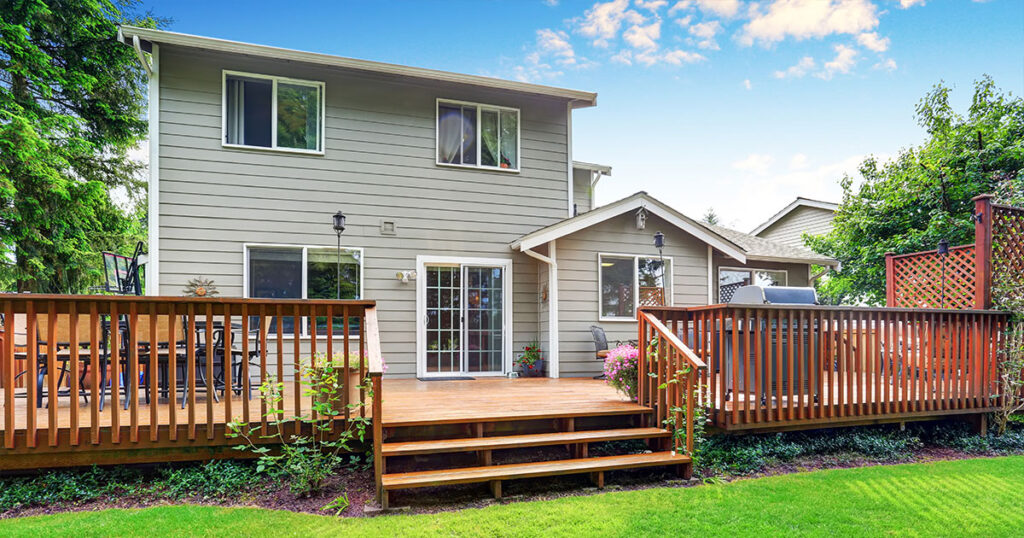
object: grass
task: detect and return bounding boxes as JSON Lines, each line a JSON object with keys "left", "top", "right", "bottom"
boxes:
{"left": 3, "top": 456, "right": 1024, "bottom": 537}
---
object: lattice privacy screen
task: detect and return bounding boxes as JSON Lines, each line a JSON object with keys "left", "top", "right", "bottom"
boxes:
{"left": 992, "top": 204, "right": 1024, "bottom": 302}
{"left": 890, "top": 245, "right": 977, "bottom": 309}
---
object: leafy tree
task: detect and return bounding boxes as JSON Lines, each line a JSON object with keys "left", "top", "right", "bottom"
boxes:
{"left": 702, "top": 207, "right": 720, "bottom": 226}
{"left": 0, "top": 0, "right": 161, "bottom": 293}
{"left": 807, "top": 76, "right": 1024, "bottom": 305}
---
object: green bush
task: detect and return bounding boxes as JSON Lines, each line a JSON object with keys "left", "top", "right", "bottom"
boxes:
{"left": 152, "top": 460, "right": 263, "bottom": 499}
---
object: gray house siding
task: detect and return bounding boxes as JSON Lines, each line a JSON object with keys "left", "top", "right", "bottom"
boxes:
{"left": 155, "top": 45, "right": 571, "bottom": 376}
{"left": 756, "top": 206, "right": 834, "bottom": 248}
{"left": 554, "top": 212, "right": 710, "bottom": 377}
{"left": 572, "top": 168, "right": 592, "bottom": 215}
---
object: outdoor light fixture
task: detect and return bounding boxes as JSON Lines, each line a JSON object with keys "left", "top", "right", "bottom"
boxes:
{"left": 653, "top": 231, "right": 665, "bottom": 250}
{"left": 654, "top": 231, "right": 666, "bottom": 305}
{"left": 938, "top": 238, "right": 949, "bottom": 309}
{"left": 333, "top": 211, "right": 346, "bottom": 300}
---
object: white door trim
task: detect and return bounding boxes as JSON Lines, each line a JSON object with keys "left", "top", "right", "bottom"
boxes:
{"left": 416, "top": 255, "right": 514, "bottom": 378}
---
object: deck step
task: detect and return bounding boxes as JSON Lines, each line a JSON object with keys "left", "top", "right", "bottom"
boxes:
{"left": 382, "top": 427, "right": 671, "bottom": 457}
{"left": 381, "top": 451, "right": 690, "bottom": 490}
{"left": 381, "top": 405, "right": 652, "bottom": 428}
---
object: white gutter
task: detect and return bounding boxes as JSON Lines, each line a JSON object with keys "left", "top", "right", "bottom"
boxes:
{"left": 522, "top": 244, "right": 559, "bottom": 378}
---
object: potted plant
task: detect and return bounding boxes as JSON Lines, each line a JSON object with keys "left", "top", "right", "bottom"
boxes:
{"left": 514, "top": 342, "right": 546, "bottom": 377}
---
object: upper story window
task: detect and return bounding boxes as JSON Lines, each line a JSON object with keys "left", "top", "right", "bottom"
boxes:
{"left": 599, "top": 254, "right": 673, "bottom": 321}
{"left": 718, "top": 268, "right": 787, "bottom": 302}
{"left": 436, "top": 99, "right": 519, "bottom": 171}
{"left": 223, "top": 71, "right": 325, "bottom": 154}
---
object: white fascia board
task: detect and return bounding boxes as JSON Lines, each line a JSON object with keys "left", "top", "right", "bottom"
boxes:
{"left": 118, "top": 26, "right": 597, "bottom": 107}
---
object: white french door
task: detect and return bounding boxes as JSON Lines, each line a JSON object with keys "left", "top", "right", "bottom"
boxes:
{"left": 417, "top": 257, "right": 512, "bottom": 377}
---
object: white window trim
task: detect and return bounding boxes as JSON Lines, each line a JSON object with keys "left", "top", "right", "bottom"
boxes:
{"left": 222, "top": 70, "right": 326, "bottom": 155}
{"left": 597, "top": 252, "right": 674, "bottom": 322}
{"left": 415, "top": 255, "right": 514, "bottom": 379}
{"left": 435, "top": 98, "right": 521, "bottom": 173}
{"left": 717, "top": 266, "right": 788, "bottom": 302}
{"left": 242, "top": 243, "right": 365, "bottom": 339}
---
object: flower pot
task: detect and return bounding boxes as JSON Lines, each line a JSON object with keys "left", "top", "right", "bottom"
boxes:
{"left": 517, "top": 358, "right": 546, "bottom": 378}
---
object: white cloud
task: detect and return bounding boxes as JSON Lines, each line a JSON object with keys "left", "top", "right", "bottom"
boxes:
{"left": 856, "top": 31, "right": 889, "bottom": 52}
{"left": 739, "top": 0, "right": 879, "bottom": 46}
{"left": 536, "top": 28, "right": 577, "bottom": 65}
{"left": 816, "top": 43, "right": 858, "bottom": 79}
{"left": 513, "top": 28, "right": 595, "bottom": 82}
{"left": 743, "top": 78, "right": 752, "bottom": 90}
{"left": 635, "top": 0, "right": 668, "bottom": 11}
{"left": 673, "top": 15, "right": 692, "bottom": 28}
{"left": 874, "top": 57, "right": 898, "bottom": 71}
{"left": 624, "top": 19, "right": 662, "bottom": 49}
{"left": 543, "top": 0, "right": 559, "bottom": 5}
{"left": 899, "top": 0, "right": 926, "bottom": 7}
{"left": 667, "top": 0, "right": 691, "bottom": 15}
{"left": 732, "top": 153, "right": 775, "bottom": 175}
{"left": 689, "top": 20, "right": 722, "bottom": 50}
{"left": 773, "top": 56, "right": 815, "bottom": 78}
{"left": 693, "top": 0, "right": 740, "bottom": 17}
{"left": 789, "top": 153, "right": 809, "bottom": 170}
{"left": 576, "top": 0, "right": 644, "bottom": 47}
{"left": 661, "top": 48, "right": 706, "bottom": 64}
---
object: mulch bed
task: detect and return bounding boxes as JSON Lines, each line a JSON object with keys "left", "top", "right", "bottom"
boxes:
{"left": 0, "top": 447, "right": 1010, "bottom": 520}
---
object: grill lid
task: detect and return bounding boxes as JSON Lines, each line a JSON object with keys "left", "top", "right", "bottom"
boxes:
{"left": 728, "top": 285, "right": 818, "bottom": 305}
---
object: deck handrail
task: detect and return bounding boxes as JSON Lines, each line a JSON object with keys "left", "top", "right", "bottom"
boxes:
{"left": 364, "top": 305, "right": 386, "bottom": 505}
{"left": 639, "top": 312, "right": 706, "bottom": 370}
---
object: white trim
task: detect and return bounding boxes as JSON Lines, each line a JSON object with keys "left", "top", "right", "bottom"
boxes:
{"left": 572, "top": 160, "right": 613, "bottom": 175}
{"left": 750, "top": 197, "right": 839, "bottom": 236}
{"left": 512, "top": 192, "right": 747, "bottom": 263}
{"left": 242, "top": 243, "right": 365, "bottom": 339}
{"left": 548, "top": 241, "right": 559, "bottom": 378}
{"left": 597, "top": 252, "right": 674, "bottom": 322}
{"left": 717, "top": 266, "right": 788, "bottom": 302}
{"left": 221, "top": 70, "right": 326, "bottom": 155}
{"left": 415, "top": 255, "right": 514, "bottom": 379}
{"left": 566, "top": 102, "right": 573, "bottom": 217}
{"left": 120, "top": 26, "right": 597, "bottom": 107}
{"left": 435, "top": 98, "right": 521, "bottom": 172}
{"left": 707, "top": 245, "right": 713, "bottom": 304}
{"left": 146, "top": 44, "right": 160, "bottom": 295}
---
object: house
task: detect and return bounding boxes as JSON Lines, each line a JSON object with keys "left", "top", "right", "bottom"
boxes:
{"left": 751, "top": 197, "right": 838, "bottom": 249}
{"left": 117, "top": 26, "right": 835, "bottom": 380}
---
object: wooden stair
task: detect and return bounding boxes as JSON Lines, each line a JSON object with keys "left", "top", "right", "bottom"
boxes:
{"left": 376, "top": 409, "right": 690, "bottom": 508}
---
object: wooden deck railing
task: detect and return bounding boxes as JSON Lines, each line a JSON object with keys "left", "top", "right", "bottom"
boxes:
{"left": 643, "top": 305, "right": 1010, "bottom": 431}
{"left": 638, "top": 310, "right": 706, "bottom": 456}
{"left": 0, "top": 294, "right": 379, "bottom": 469}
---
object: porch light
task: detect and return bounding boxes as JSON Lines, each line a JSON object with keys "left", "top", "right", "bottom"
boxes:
{"left": 937, "top": 238, "right": 949, "bottom": 256}
{"left": 333, "top": 211, "right": 346, "bottom": 300}
{"left": 653, "top": 231, "right": 665, "bottom": 250}
{"left": 938, "top": 238, "right": 949, "bottom": 309}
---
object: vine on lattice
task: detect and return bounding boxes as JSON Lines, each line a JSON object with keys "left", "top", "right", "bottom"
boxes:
{"left": 891, "top": 245, "right": 977, "bottom": 309}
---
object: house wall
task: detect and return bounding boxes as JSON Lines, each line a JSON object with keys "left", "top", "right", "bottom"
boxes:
{"left": 572, "top": 168, "right": 592, "bottom": 215}
{"left": 554, "top": 212, "right": 712, "bottom": 377}
{"left": 154, "top": 45, "right": 576, "bottom": 377}
{"left": 756, "top": 206, "right": 835, "bottom": 248}
{"left": 711, "top": 253, "right": 811, "bottom": 303}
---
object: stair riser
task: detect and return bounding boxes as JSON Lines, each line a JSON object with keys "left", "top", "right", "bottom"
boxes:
{"left": 385, "top": 413, "right": 647, "bottom": 443}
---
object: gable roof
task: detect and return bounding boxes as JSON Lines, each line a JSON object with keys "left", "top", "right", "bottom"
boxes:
{"left": 706, "top": 224, "right": 838, "bottom": 267}
{"left": 750, "top": 197, "right": 839, "bottom": 236}
{"left": 118, "top": 26, "right": 597, "bottom": 108}
{"left": 510, "top": 192, "right": 748, "bottom": 263}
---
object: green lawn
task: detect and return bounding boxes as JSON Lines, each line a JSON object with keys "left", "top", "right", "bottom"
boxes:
{"left": 4, "top": 457, "right": 1024, "bottom": 537}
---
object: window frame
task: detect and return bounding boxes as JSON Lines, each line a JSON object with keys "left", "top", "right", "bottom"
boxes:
{"left": 435, "top": 98, "right": 521, "bottom": 173}
{"left": 717, "top": 266, "right": 788, "bottom": 302}
{"left": 221, "top": 70, "right": 326, "bottom": 155}
{"left": 242, "top": 243, "right": 365, "bottom": 339}
{"left": 597, "top": 252, "right": 674, "bottom": 322}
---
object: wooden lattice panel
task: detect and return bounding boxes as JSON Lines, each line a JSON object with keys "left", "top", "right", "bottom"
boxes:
{"left": 992, "top": 204, "right": 1024, "bottom": 300}
{"left": 891, "top": 245, "right": 977, "bottom": 309}
{"left": 639, "top": 286, "right": 666, "bottom": 307}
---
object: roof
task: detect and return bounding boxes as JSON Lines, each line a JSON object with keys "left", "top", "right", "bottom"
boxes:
{"left": 750, "top": 197, "right": 839, "bottom": 236}
{"left": 707, "top": 224, "right": 838, "bottom": 267}
{"left": 511, "top": 192, "right": 748, "bottom": 262}
{"left": 572, "top": 161, "right": 612, "bottom": 176}
{"left": 118, "top": 26, "right": 597, "bottom": 108}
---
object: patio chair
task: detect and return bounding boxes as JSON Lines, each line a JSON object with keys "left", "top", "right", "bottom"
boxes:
{"left": 134, "top": 314, "right": 188, "bottom": 407}
{"left": 21, "top": 313, "right": 99, "bottom": 409}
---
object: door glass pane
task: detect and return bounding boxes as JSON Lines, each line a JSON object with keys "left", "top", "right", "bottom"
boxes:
{"left": 425, "top": 266, "right": 461, "bottom": 374}
{"left": 248, "top": 247, "right": 301, "bottom": 333}
{"left": 600, "top": 256, "right": 635, "bottom": 318}
{"left": 277, "top": 82, "right": 320, "bottom": 150}
{"left": 465, "top": 266, "right": 503, "bottom": 373}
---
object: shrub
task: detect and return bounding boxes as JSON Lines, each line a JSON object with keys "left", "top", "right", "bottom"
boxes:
{"left": 603, "top": 344, "right": 640, "bottom": 399}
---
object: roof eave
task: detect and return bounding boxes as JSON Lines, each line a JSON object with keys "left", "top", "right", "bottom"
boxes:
{"left": 118, "top": 26, "right": 598, "bottom": 107}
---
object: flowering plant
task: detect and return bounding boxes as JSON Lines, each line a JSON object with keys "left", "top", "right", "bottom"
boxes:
{"left": 603, "top": 344, "right": 640, "bottom": 400}
{"left": 515, "top": 341, "right": 543, "bottom": 371}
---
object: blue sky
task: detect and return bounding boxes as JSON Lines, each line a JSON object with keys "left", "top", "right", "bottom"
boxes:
{"left": 139, "top": 0, "right": 1023, "bottom": 230}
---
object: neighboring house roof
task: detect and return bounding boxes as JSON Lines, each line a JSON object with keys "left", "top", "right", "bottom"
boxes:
{"left": 750, "top": 197, "right": 839, "bottom": 236}
{"left": 118, "top": 26, "right": 597, "bottom": 108}
{"left": 511, "top": 192, "right": 748, "bottom": 263}
{"left": 707, "top": 224, "right": 838, "bottom": 267}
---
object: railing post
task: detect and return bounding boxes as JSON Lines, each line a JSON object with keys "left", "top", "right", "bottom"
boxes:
{"left": 885, "top": 252, "right": 896, "bottom": 307}
{"left": 974, "top": 194, "right": 994, "bottom": 310}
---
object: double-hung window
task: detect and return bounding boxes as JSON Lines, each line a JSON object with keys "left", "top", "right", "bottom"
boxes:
{"left": 598, "top": 254, "right": 673, "bottom": 321}
{"left": 246, "top": 245, "right": 363, "bottom": 336}
{"left": 223, "top": 71, "right": 325, "bottom": 154}
{"left": 718, "top": 268, "right": 787, "bottom": 302}
{"left": 436, "top": 99, "right": 519, "bottom": 171}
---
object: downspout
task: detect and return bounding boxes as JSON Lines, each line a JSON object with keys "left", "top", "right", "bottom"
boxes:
{"left": 522, "top": 243, "right": 559, "bottom": 378}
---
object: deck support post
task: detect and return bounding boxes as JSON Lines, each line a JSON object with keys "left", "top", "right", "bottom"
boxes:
{"left": 380, "top": 490, "right": 389, "bottom": 510}
{"left": 972, "top": 413, "right": 988, "bottom": 437}
{"left": 679, "top": 463, "right": 693, "bottom": 480}
{"left": 589, "top": 471, "right": 605, "bottom": 489}
{"left": 489, "top": 479, "right": 502, "bottom": 500}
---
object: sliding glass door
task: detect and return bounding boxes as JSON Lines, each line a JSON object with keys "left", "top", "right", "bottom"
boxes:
{"left": 423, "top": 264, "right": 506, "bottom": 376}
